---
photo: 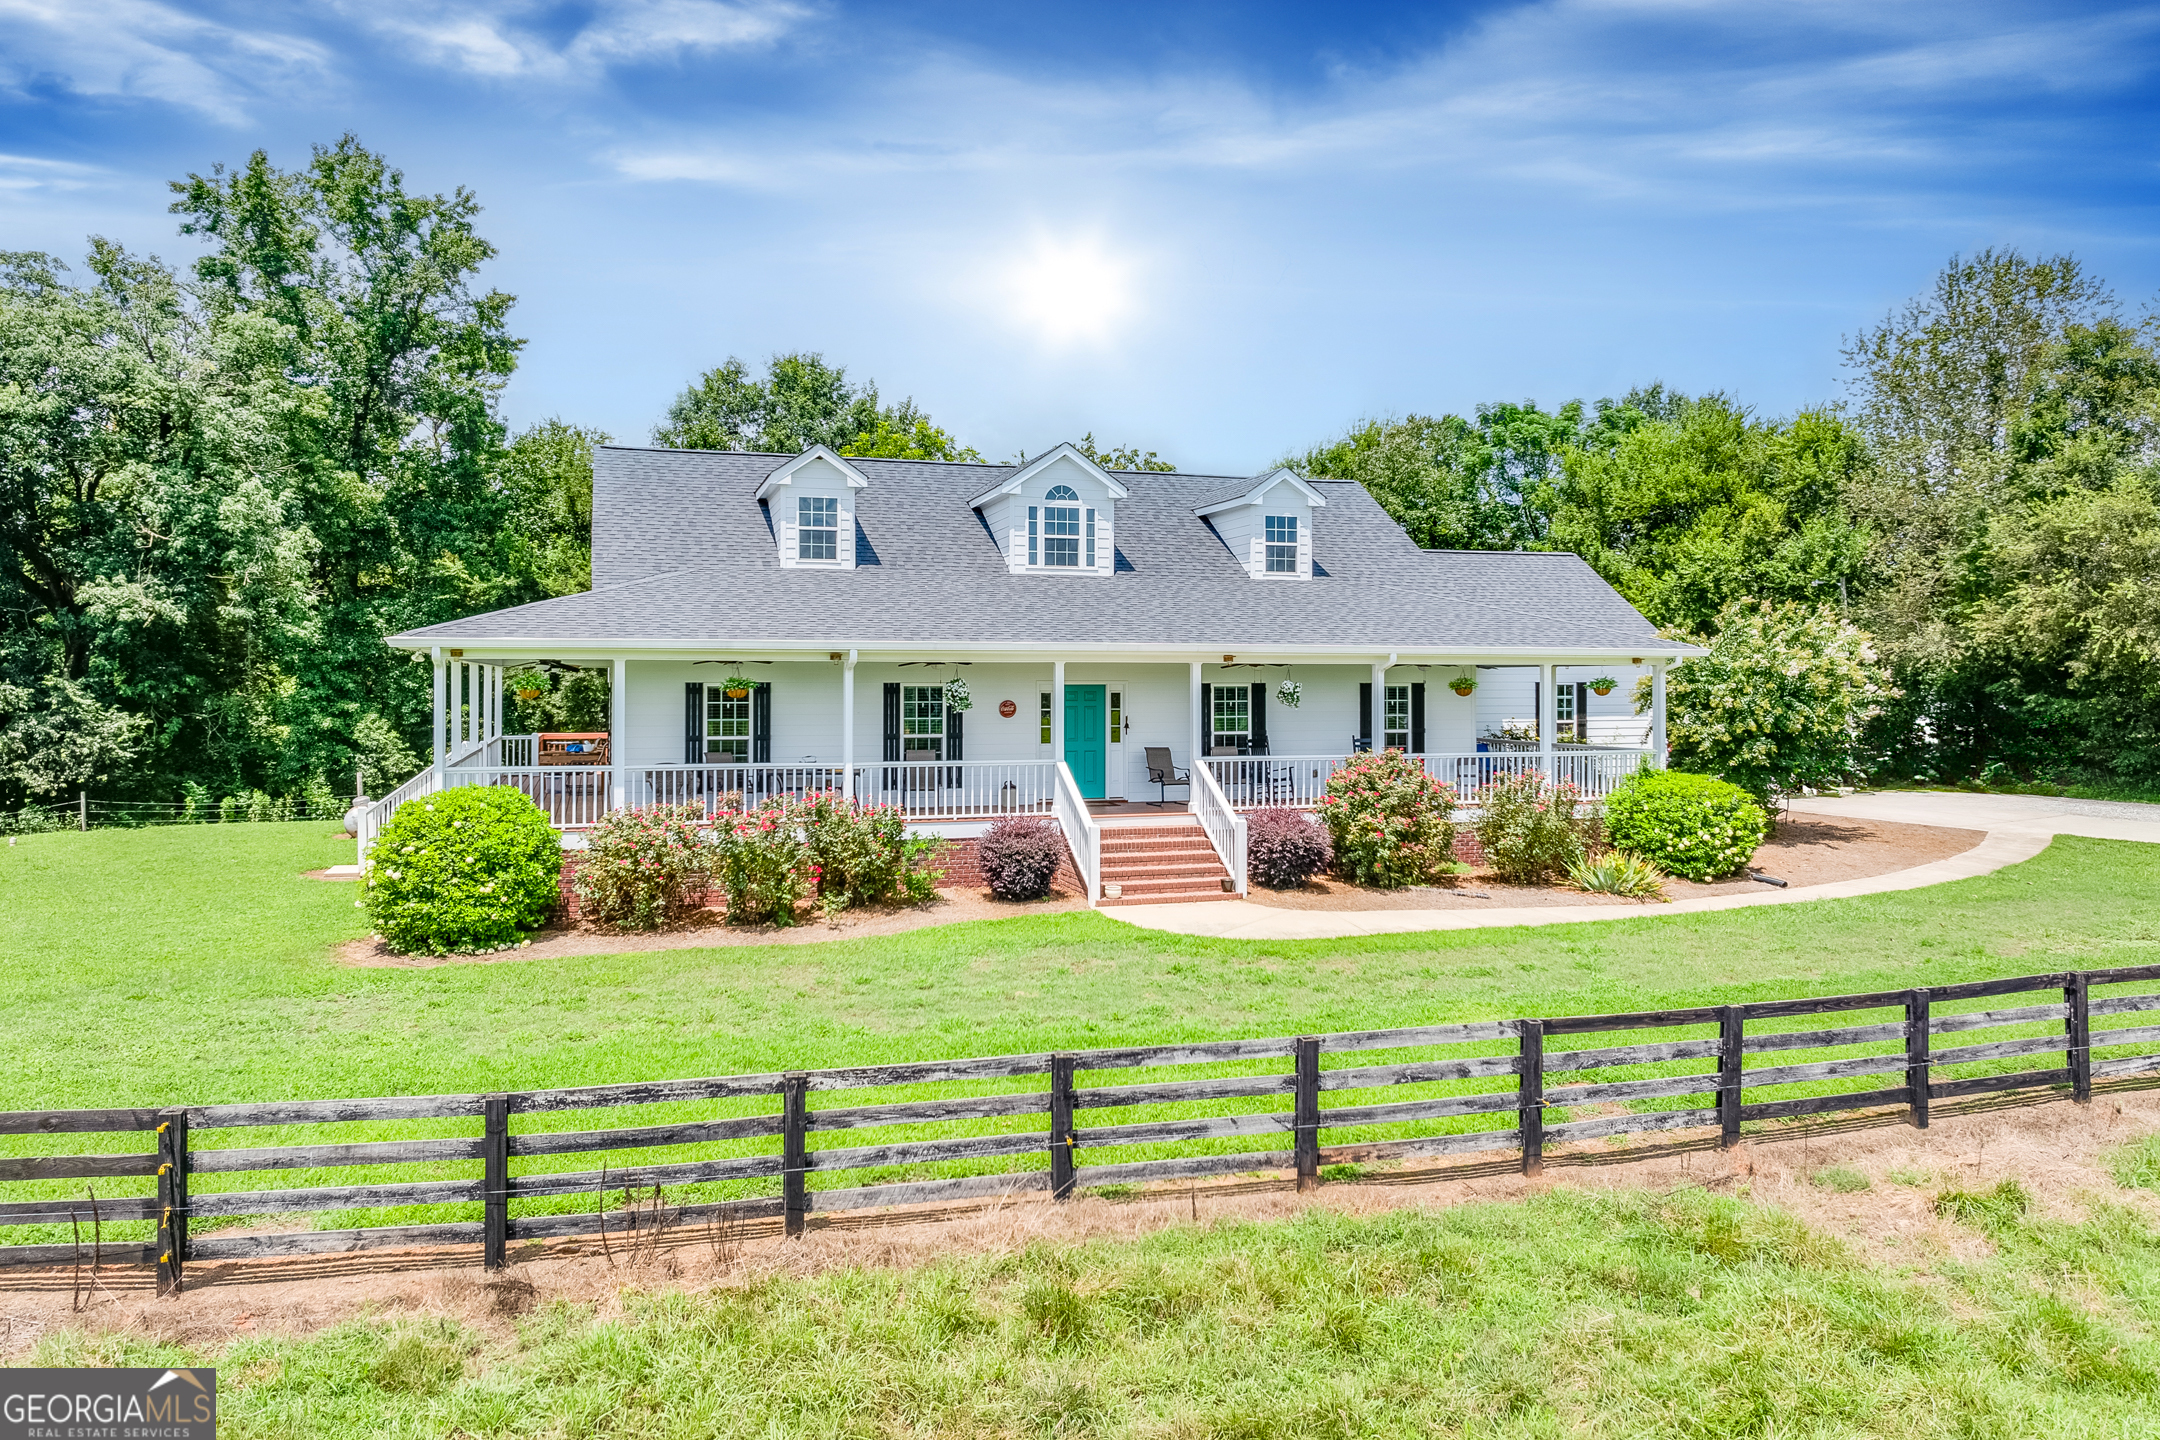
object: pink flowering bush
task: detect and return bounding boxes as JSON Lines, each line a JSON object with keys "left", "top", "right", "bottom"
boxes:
{"left": 1476, "top": 772, "right": 1595, "bottom": 883}
{"left": 1316, "top": 749, "right": 1458, "bottom": 889}
{"left": 574, "top": 803, "right": 714, "bottom": 929}
{"left": 796, "top": 792, "right": 928, "bottom": 906}
{"left": 713, "top": 798, "right": 812, "bottom": 925}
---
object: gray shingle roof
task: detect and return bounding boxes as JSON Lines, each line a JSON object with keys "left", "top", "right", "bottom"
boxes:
{"left": 390, "top": 446, "right": 1683, "bottom": 653}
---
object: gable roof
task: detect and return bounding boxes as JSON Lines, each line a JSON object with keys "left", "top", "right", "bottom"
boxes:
{"left": 965, "top": 441, "right": 1130, "bottom": 507}
{"left": 753, "top": 445, "right": 869, "bottom": 500}
{"left": 391, "top": 445, "right": 1688, "bottom": 655}
{"left": 1192, "top": 467, "right": 1329, "bottom": 516}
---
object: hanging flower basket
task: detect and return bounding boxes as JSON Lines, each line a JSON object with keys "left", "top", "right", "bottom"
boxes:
{"left": 944, "top": 677, "right": 973, "bottom": 712}
{"left": 1449, "top": 674, "right": 1478, "bottom": 697}
{"left": 721, "top": 674, "right": 755, "bottom": 699}
{"left": 515, "top": 688, "right": 545, "bottom": 702}
{"left": 1590, "top": 676, "right": 1618, "bottom": 696}
{"left": 1276, "top": 678, "right": 1302, "bottom": 708}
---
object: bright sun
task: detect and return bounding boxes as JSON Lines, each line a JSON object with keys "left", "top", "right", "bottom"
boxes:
{"left": 1000, "top": 237, "right": 1138, "bottom": 346}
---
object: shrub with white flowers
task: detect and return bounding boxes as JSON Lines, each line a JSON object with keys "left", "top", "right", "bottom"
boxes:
{"left": 1644, "top": 599, "right": 1897, "bottom": 801}
{"left": 1603, "top": 769, "right": 1767, "bottom": 881}
{"left": 365, "top": 786, "right": 562, "bottom": 954}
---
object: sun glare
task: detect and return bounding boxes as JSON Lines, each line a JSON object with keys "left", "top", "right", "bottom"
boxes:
{"left": 1000, "top": 237, "right": 1138, "bottom": 346}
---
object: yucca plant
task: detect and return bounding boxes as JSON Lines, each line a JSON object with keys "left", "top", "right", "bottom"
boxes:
{"left": 1565, "top": 849, "right": 1670, "bottom": 900}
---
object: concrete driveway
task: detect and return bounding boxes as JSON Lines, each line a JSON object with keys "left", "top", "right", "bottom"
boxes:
{"left": 1106, "top": 789, "right": 2160, "bottom": 942}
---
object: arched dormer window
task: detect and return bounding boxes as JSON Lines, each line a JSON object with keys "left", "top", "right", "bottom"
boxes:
{"left": 1030, "top": 485, "right": 1093, "bottom": 567}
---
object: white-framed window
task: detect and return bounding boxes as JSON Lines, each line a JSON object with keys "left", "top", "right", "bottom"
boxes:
{"left": 902, "top": 685, "right": 945, "bottom": 760}
{"left": 1027, "top": 506, "right": 1038, "bottom": 566}
{"left": 706, "top": 690, "right": 752, "bottom": 762}
{"left": 1384, "top": 684, "right": 1411, "bottom": 751}
{"left": 1555, "top": 684, "right": 1577, "bottom": 742}
{"left": 1109, "top": 690, "right": 1123, "bottom": 743}
{"left": 1040, "top": 691, "right": 1052, "bottom": 746}
{"left": 1265, "top": 515, "right": 1298, "bottom": 573}
{"left": 1042, "top": 484, "right": 1081, "bottom": 567}
{"left": 1211, "top": 685, "right": 1250, "bottom": 752}
{"left": 797, "top": 495, "right": 839, "bottom": 561}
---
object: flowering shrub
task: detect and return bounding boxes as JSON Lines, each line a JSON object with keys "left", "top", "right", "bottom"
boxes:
{"left": 1246, "top": 807, "right": 1332, "bottom": 889}
{"left": 712, "top": 799, "right": 812, "bottom": 925}
{"left": 796, "top": 792, "right": 942, "bottom": 908}
{"left": 1476, "top": 772, "right": 1593, "bottom": 883}
{"left": 574, "top": 804, "right": 713, "bottom": 930}
{"left": 1316, "top": 749, "right": 1458, "bottom": 889}
{"left": 1602, "top": 769, "right": 1768, "bottom": 881}
{"left": 1648, "top": 599, "right": 1898, "bottom": 800}
{"left": 365, "top": 786, "right": 561, "bottom": 954}
{"left": 979, "top": 817, "right": 1066, "bottom": 901}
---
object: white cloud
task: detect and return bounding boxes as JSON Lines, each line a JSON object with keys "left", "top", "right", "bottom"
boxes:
{"left": 0, "top": 0, "right": 327, "bottom": 123}
{"left": 338, "top": 0, "right": 804, "bottom": 80}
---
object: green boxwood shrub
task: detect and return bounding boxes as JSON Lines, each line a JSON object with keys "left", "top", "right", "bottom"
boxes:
{"left": 365, "top": 786, "right": 563, "bottom": 954}
{"left": 1603, "top": 769, "right": 1769, "bottom": 881}
{"left": 1316, "top": 749, "right": 1458, "bottom": 889}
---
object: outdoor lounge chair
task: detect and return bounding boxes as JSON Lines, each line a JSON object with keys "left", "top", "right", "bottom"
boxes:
{"left": 1143, "top": 747, "right": 1190, "bottom": 807}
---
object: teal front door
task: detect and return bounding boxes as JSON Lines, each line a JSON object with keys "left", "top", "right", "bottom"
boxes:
{"left": 1063, "top": 685, "right": 1107, "bottom": 799}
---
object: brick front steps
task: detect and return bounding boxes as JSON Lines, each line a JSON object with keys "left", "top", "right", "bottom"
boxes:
{"left": 1097, "top": 818, "right": 1235, "bottom": 905}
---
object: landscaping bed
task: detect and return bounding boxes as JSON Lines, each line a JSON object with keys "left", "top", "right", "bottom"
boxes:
{"left": 1245, "top": 814, "right": 1986, "bottom": 911}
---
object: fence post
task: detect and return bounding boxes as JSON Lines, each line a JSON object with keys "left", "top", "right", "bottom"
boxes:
{"left": 79, "top": 790, "right": 88, "bottom": 832}
{"left": 782, "top": 1073, "right": 809, "bottom": 1238}
{"left": 1518, "top": 1020, "right": 1545, "bottom": 1176}
{"left": 1293, "top": 1036, "right": 1322, "bottom": 1192}
{"left": 2066, "top": 972, "right": 2091, "bottom": 1104}
{"left": 1905, "top": 988, "right": 1931, "bottom": 1130}
{"left": 155, "top": 1108, "right": 188, "bottom": 1294}
{"left": 1718, "top": 1006, "right": 1744, "bottom": 1149}
{"left": 482, "top": 1094, "right": 509, "bottom": 1270}
{"left": 1049, "top": 1055, "right": 1077, "bottom": 1201}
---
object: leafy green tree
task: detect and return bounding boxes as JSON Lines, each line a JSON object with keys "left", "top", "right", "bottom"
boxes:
{"left": 1547, "top": 392, "right": 1870, "bottom": 634}
{"left": 1074, "top": 433, "right": 1173, "bottom": 472}
{"left": 496, "top": 420, "right": 608, "bottom": 597}
{"left": 1290, "top": 401, "right": 1579, "bottom": 550}
{"left": 656, "top": 352, "right": 978, "bottom": 459}
{"left": 1651, "top": 600, "right": 1898, "bottom": 800}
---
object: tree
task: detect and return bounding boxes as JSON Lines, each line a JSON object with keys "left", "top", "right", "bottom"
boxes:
{"left": 495, "top": 420, "right": 608, "bottom": 598}
{"left": 1546, "top": 391, "right": 1870, "bottom": 634}
{"left": 1651, "top": 600, "right": 1897, "bottom": 801}
{"left": 1289, "top": 401, "right": 1580, "bottom": 550}
{"left": 1074, "top": 433, "right": 1174, "bottom": 472}
{"left": 655, "top": 352, "right": 978, "bottom": 460}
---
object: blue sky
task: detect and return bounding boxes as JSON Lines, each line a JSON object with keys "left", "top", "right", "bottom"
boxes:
{"left": 5, "top": 1, "right": 2158, "bottom": 471}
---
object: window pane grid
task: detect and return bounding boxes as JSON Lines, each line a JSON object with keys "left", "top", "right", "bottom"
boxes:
{"left": 1384, "top": 684, "right": 1410, "bottom": 751}
{"left": 798, "top": 496, "right": 839, "bottom": 561}
{"left": 1265, "top": 514, "right": 1297, "bottom": 573}
{"left": 902, "top": 685, "right": 945, "bottom": 760}
{"left": 706, "top": 693, "right": 752, "bottom": 762}
{"left": 1212, "top": 687, "right": 1250, "bottom": 750}
{"left": 1043, "top": 505, "right": 1080, "bottom": 566}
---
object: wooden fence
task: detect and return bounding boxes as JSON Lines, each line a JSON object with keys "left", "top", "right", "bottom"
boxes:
{"left": 6, "top": 964, "right": 2159, "bottom": 1291}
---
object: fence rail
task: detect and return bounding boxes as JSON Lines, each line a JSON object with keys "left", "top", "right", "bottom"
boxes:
{"left": 9, "top": 963, "right": 2157, "bottom": 1284}
{"left": 1204, "top": 749, "right": 1652, "bottom": 809}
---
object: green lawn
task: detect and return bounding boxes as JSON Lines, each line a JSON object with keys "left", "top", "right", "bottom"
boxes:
{"left": 36, "top": 1181, "right": 2160, "bottom": 1437}
{"left": 4, "top": 823, "right": 2159, "bottom": 1240}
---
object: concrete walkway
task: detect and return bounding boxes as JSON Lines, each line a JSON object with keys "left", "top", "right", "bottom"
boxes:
{"left": 1105, "top": 789, "right": 2160, "bottom": 942}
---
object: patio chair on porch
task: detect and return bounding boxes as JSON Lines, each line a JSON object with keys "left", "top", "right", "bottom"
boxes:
{"left": 1143, "top": 747, "right": 1189, "bottom": 807}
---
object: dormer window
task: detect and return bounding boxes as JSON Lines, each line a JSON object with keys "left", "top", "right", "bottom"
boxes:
{"left": 972, "top": 445, "right": 1125, "bottom": 576}
{"left": 799, "top": 496, "right": 839, "bottom": 561}
{"left": 1265, "top": 516, "right": 1298, "bottom": 573}
{"left": 1026, "top": 485, "right": 1097, "bottom": 570}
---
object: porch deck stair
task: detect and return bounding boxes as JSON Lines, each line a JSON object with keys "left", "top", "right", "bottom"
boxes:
{"left": 1095, "top": 817, "right": 1235, "bottom": 906}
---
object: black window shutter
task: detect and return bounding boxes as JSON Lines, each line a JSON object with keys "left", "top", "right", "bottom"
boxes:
{"left": 1576, "top": 682, "right": 1589, "bottom": 742}
{"left": 883, "top": 682, "right": 901, "bottom": 762}
{"left": 946, "top": 705, "right": 964, "bottom": 762}
{"left": 1249, "top": 682, "right": 1268, "bottom": 752}
{"left": 685, "top": 682, "right": 704, "bottom": 763}
{"left": 1532, "top": 680, "right": 1540, "bottom": 737}
{"left": 1358, "top": 682, "right": 1372, "bottom": 749}
{"left": 752, "top": 682, "right": 772, "bottom": 763}
{"left": 1410, "top": 682, "right": 1426, "bottom": 753}
{"left": 1198, "top": 682, "right": 1211, "bottom": 752}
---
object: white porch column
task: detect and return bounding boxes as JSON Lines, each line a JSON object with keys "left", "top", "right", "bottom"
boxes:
{"left": 610, "top": 657, "right": 628, "bottom": 811}
{"left": 1189, "top": 661, "right": 1203, "bottom": 765}
{"left": 431, "top": 648, "right": 447, "bottom": 789}
{"left": 1371, "top": 660, "right": 1387, "bottom": 749}
{"left": 1651, "top": 660, "right": 1668, "bottom": 768}
{"left": 1051, "top": 660, "right": 1066, "bottom": 767}
{"left": 1539, "top": 662, "right": 1556, "bottom": 781}
{"left": 841, "top": 650, "right": 857, "bottom": 801}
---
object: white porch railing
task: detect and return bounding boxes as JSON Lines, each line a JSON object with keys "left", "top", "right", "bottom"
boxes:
{"left": 1203, "top": 749, "right": 1655, "bottom": 810}
{"left": 356, "top": 765, "right": 441, "bottom": 862}
{"left": 1190, "top": 760, "right": 1248, "bottom": 897}
{"left": 1050, "top": 761, "right": 1102, "bottom": 905}
{"left": 852, "top": 761, "right": 1058, "bottom": 819}
{"left": 442, "top": 766, "right": 615, "bottom": 828}
{"left": 448, "top": 733, "right": 537, "bottom": 769}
